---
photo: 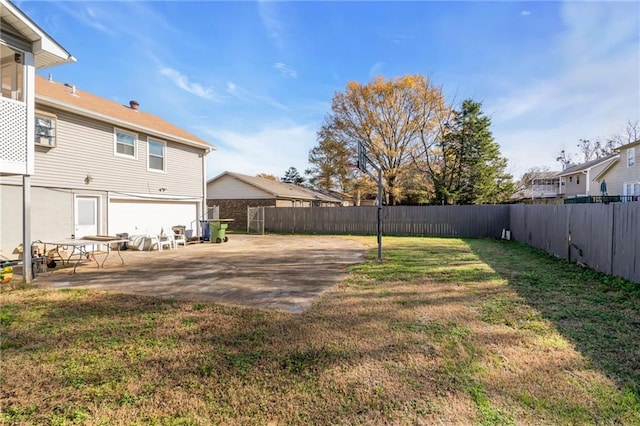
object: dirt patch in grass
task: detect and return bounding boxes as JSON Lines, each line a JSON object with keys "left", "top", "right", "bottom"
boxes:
{"left": 2, "top": 236, "right": 639, "bottom": 424}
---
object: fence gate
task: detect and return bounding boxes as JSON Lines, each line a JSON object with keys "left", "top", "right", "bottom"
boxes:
{"left": 247, "top": 206, "right": 264, "bottom": 234}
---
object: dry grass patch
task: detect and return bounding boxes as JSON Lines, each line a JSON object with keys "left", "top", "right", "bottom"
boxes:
{"left": 1, "top": 237, "right": 639, "bottom": 425}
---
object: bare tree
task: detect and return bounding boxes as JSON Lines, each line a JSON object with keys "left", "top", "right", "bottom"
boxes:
{"left": 609, "top": 119, "right": 640, "bottom": 146}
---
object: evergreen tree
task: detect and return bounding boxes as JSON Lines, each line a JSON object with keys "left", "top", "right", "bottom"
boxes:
{"left": 281, "top": 167, "right": 305, "bottom": 185}
{"left": 425, "top": 100, "right": 513, "bottom": 204}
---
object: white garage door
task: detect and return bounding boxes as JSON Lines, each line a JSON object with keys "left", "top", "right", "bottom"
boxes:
{"left": 109, "top": 200, "right": 199, "bottom": 237}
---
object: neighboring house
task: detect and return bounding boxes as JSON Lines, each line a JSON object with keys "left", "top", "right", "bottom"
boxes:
{"left": 0, "top": 74, "right": 215, "bottom": 256}
{"left": 558, "top": 155, "right": 618, "bottom": 198}
{"left": 1, "top": 0, "right": 74, "bottom": 277}
{"left": 206, "top": 171, "right": 344, "bottom": 230}
{"left": 511, "top": 171, "right": 561, "bottom": 202}
{"left": 593, "top": 140, "right": 640, "bottom": 200}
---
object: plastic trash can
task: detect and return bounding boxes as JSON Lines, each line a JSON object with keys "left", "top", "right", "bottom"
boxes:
{"left": 209, "top": 220, "right": 229, "bottom": 243}
{"left": 200, "top": 220, "right": 211, "bottom": 241}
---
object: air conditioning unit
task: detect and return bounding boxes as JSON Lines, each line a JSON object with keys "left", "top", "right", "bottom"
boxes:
{"left": 35, "top": 136, "right": 56, "bottom": 147}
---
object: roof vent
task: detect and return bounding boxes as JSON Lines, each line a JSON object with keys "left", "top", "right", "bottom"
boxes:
{"left": 129, "top": 100, "right": 139, "bottom": 110}
{"left": 63, "top": 83, "right": 77, "bottom": 95}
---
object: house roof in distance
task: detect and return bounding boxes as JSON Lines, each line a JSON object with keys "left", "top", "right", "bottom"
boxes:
{"left": 558, "top": 154, "right": 618, "bottom": 176}
{"left": 35, "top": 75, "right": 214, "bottom": 152}
{"left": 208, "top": 171, "right": 343, "bottom": 203}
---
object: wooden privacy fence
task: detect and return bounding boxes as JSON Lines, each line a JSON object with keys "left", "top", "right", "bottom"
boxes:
{"left": 510, "top": 203, "right": 639, "bottom": 283}
{"left": 265, "top": 205, "right": 510, "bottom": 238}
{"left": 263, "top": 203, "right": 639, "bottom": 283}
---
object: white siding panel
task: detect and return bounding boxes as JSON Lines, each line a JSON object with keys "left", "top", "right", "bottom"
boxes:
{"left": 207, "top": 175, "right": 271, "bottom": 199}
{"left": 0, "top": 185, "right": 79, "bottom": 255}
{"left": 108, "top": 200, "right": 199, "bottom": 236}
{"left": 29, "top": 107, "right": 205, "bottom": 197}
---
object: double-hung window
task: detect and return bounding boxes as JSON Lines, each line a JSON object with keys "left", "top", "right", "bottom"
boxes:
{"left": 148, "top": 139, "right": 166, "bottom": 172}
{"left": 34, "top": 112, "right": 56, "bottom": 147}
{"left": 114, "top": 129, "right": 136, "bottom": 158}
{"left": 627, "top": 148, "right": 636, "bottom": 167}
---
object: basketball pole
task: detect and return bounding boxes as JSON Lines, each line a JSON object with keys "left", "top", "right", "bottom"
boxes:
{"left": 357, "top": 143, "right": 383, "bottom": 261}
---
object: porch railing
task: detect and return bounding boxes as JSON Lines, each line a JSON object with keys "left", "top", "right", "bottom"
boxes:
{"left": 564, "top": 195, "right": 639, "bottom": 204}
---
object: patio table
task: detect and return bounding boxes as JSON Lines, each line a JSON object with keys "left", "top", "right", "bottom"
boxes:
{"left": 40, "top": 236, "right": 129, "bottom": 274}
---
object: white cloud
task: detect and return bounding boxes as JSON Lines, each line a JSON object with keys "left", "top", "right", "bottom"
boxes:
{"left": 520, "top": 10, "right": 531, "bottom": 16}
{"left": 225, "top": 81, "right": 289, "bottom": 111}
{"left": 487, "top": 1, "right": 639, "bottom": 177}
{"left": 159, "top": 67, "right": 222, "bottom": 101}
{"left": 258, "top": 1, "right": 285, "bottom": 50}
{"left": 203, "top": 123, "right": 318, "bottom": 179}
{"left": 273, "top": 62, "right": 298, "bottom": 78}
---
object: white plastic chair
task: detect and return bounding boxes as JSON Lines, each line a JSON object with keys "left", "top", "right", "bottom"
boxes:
{"left": 172, "top": 226, "right": 187, "bottom": 248}
{"left": 157, "top": 233, "right": 174, "bottom": 250}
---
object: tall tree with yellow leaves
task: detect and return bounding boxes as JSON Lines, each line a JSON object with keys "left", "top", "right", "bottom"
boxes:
{"left": 318, "top": 75, "right": 447, "bottom": 205}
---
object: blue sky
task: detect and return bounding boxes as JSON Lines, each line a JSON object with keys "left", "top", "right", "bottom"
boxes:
{"left": 20, "top": 0, "right": 640, "bottom": 180}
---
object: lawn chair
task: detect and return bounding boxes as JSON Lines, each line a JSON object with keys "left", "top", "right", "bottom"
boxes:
{"left": 172, "top": 225, "right": 187, "bottom": 248}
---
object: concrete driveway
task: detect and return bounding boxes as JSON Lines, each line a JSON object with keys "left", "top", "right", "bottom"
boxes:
{"left": 34, "top": 234, "right": 368, "bottom": 313}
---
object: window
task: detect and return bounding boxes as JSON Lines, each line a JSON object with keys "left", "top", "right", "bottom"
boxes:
{"left": 577, "top": 176, "right": 580, "bottom": 185}
{"left": 569, "top": 176, "right": 573, "bottom": 183}
{"left": 624, "top": 183, "right": 640, "bottom": 196}
{"left": 627, "top": 148, "right": 636, "bottom": 167}
{"left": 0, "top": 44, "right": 24, "bottom": 102}
{"left": 34, "top": 112, "right": 56, "bottom": 147}
{"left": 114, "top": 129, "right": 136, "bottom": 158}
{"left": 148, "top": 139, "right": 165, "bottom": 172}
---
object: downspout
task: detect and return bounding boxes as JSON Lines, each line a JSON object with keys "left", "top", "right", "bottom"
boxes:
{"left": 201, "top": 150, "right": 207, "bottom": 238}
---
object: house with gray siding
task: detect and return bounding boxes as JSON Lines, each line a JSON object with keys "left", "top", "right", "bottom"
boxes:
{"left": 0, "top": 74, "right": 215, "bottom": 257}
{"left": 593, "top": 140, "right": 640, "bottom": 200}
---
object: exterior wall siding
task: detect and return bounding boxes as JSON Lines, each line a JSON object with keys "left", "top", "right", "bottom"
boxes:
{"left": 19, "top": 106, "right": 205, "bottom": 197}
{"left": 207, "top": 175, "right": 271, "bottom": 199}
{"left": 0, "top": 184, "right": 108, "bottom": 256}
{"left": 598, "top": 156, "right": 639, "bottom": 196}
{"left": 586, "top": 162, "right": 612, "bottom": 195}
{"left": 561, "top": 172, "right": 587, "bottom": 196}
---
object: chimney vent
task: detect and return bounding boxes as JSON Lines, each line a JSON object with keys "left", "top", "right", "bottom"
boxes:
{"left": 129, "top": 100, "right": 139, "bottom": 110}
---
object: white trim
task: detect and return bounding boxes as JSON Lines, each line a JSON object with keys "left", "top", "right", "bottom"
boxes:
{"left": 113, "top": 127, "right": 137, "bottom": 160}
{"left": 147, "top": 138, "right": 166, "bottom": 173}
{"left": 108, "top": 191, "right": 201, "bottom": 202}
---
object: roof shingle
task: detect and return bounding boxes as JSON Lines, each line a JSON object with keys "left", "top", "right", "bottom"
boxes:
{"left": 35, "top": 75, "right": 214, "bottom": 151}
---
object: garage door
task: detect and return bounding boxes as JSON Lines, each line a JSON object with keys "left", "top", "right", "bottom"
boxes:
{"left": 109, "top": 200, "right": 199, "bottom": 236}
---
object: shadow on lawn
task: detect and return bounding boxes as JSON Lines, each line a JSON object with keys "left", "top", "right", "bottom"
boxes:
{"left": 466, "top": 239, "right": 640, "bottom": 394}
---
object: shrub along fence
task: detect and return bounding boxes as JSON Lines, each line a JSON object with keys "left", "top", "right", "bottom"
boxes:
{"left": 263, "top": 203, "right": 639, "bottom": 283}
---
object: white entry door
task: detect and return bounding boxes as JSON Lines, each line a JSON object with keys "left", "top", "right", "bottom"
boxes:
{"left": 75, "top": 196, "right": 99, "bottom": 238}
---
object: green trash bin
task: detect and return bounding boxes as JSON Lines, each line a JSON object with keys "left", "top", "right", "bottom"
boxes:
{"left": 209, "top": 219, "right": 231, "bottom": 243}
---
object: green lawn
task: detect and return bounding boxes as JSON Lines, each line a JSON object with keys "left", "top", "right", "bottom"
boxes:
{"left": 1, "top": 237, "right": 639, "bottom": 425}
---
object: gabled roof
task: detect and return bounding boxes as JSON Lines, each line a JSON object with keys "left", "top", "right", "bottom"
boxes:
{"left": 558, "top": 154, "right": 617, "bottom": 176}
{"left": 35, "top": 75, "right": 214, "bottom": 151}
{"left": 1, "top": 0, "right": 75, "bottom": 69}
{"left": 209, "top": 171, "right": 342, "bottom": 202}
{"left": 614, "top": 139, "right": 640, "bottom": 152}
{"left": 593, "top": 141, "right": 640, "bottom": 181}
